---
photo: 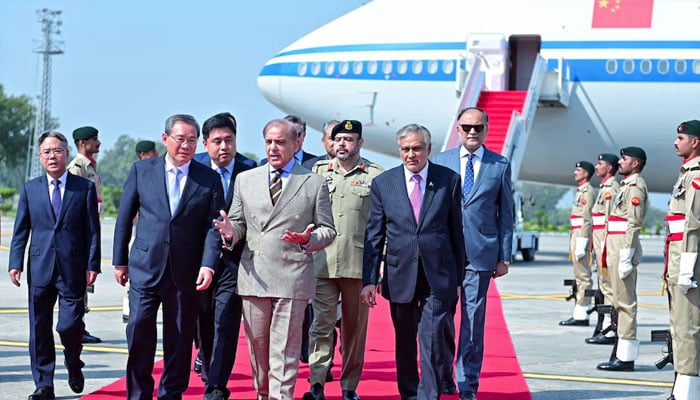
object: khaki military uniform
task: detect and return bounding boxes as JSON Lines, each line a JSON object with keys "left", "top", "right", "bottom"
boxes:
{"left": 666, "top": 157, "right": 700, "bottom": 376}
{"left": 606, "top": 173, "right": 648, "bottom": 361}
{"left": 68, "top": 153, "right": 103, "bottom": 211}
{"left": 308, "top": 157, "right": 383, "bottom": 390}
{"left": 569, "top": 181, "right": 595, "bottom": 317}
{"left": 591, "top": 177, "right": 620, "bottom": 306}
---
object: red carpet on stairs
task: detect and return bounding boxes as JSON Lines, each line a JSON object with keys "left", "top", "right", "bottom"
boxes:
{"left": 83, "top": 283, "right": 530, "bottom": 399}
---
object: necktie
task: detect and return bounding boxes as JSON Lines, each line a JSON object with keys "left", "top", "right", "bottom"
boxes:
{"left": 51, "top": 179, "right": 62, "bottom": 219}
{"left": 270, "top": 169, "right": 282, "bottom": 205}
{"left": 462, "top": 153, "right": 475, "bottom": 200}
{"left": 218, "top": 167, "right": 229, "bottom": 197}
{"left": 169, "top": 168, "right": 182, "bottom": 214}
{"left": 409, "top": 174, "right": 422, "bottom": 223}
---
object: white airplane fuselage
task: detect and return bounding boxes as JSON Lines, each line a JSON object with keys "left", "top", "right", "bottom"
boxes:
{"left": 258, "top": 0, "right": 700, "bottom": 192}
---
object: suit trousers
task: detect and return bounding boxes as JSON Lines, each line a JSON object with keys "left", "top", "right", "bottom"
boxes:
{"left": 667, "top": 241, "right": 700, "bottom": 375}
{"left": 570, "top": 231, "right": 592, "bottom": 306}
{"left": 605, "top": 235, "right": 638, "bottom": 340}
{"left": 29, "top": 266, "right": 85, "bottom": 388}
{"left": 126, "top": 266, "right": 199, "bottom": 400}
{"left": 309, "top": 277, "right": 368, "bottom": 390}
{"left": 456, "top": 269, "right": 492, "bottom": 395}
{"left": 242, "top": 296, "right": 308, "bottom": 400}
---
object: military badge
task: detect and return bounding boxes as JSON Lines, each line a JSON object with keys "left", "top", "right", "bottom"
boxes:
{"left": 631, "top": 196, "right": 641, "bottom": 206}
{"left": 692, "top": 177, "right": 700, "bottom": 190}
{"left": 604, "top": 192, "right": 611, "bottom": 200}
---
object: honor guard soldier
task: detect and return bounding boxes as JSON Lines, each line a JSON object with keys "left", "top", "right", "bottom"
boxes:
{"left": 560, "top": 161, "right": 595, "bottom": 326}
{"left": 586, "top": 153, "right": 620, "bottom": 345}
{"left": 665, "top": 120, "right": 700, "bottom": 400}
{"left": 597, "top": 146, "right": 648, "bottom": 372}
{"left": 304, "top": 120, "right": 383, "bottom": 400}
{"left": 135, "top": 140, "right": 159, "bottom": 160}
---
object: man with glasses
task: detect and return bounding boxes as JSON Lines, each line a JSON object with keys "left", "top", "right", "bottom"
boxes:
{"left": 9, "top": 131, "right": 100, "bottom": 400}
{"left": 433, "top": 107, "right": 513, "bottom": 400}
{"left": 113, "top": 114, "right": 224, "bottom": 399}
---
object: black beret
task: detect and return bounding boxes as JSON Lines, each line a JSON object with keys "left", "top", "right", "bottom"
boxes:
{"left": 597, "top": 153, "right": 619, "bottom": 165}
{"left": 678, "top": 120, "right": 700, "bottom": 137}
{"left": 72, "top": 126, "right": 98, "bottom": 140}
{"left": 135, "top": 140, "right": 156, "bottom": 153}
{"left": 620, "top": 146, "right": 647, "bottom": 162}
{"left": 331, "top": 119, "right": 362, "bottom": 140}
{"left": 576, "top": 161, "right": 594, "bottom": 178}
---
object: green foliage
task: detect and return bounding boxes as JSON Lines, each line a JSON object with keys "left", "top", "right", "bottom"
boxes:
{"left": 0, "top": 186, "right": 16, "bottom": 198}
{"left": 100, "top": 135, "right": 140, "bottom": 188}
{"left": 516, "top": 182, "right": 569, "bottom": 221}
{"left": 102, "top": 185, "right": 123, "bottom": 217}
{"left": 0, "top": 84, "right": 35, "bottom": 189}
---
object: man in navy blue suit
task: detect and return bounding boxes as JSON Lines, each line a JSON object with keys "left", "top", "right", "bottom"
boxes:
{"left": 362, "top": 124, "right": 465, "bottom": 400}
{"left": 433, "top": 107, "right": 514, "bottom": 400}
{"left": 9, "top": 131, "right": 101, "bottom": 400}
{"left": 113, "top": 114, "right": 224, "bottom": 400}
{"left": 192, "top": 113, "right": 256, "bottom": 400}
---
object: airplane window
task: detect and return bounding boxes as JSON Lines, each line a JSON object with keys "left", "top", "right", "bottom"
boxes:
{"left": 675, "top": 60, "right": 687, "bottom": 74}
{"left": 605, "top": 60, "right": 617, "bottom": 74}
{"left": 311, "top": 62, "right": 321, "bottom": 76}
{"left": 413, "top": 60, "right": 423, "bottom": 74}
{"left": 368, "top": 60, "right": 378, "bottom": 75}
{"left": 623, "top": 60, "right": 634, "bottom": 74}
{"left": 397, "top": 60, "right": 408, "bottom": 75}
{"left": 353, "top": 61, "right": 363, "bottom": 75}
{"left": 339, "top": 61, "right": 349, "bottom": 75}
{"left": 443, "top": 60, "right": 454, "bottom": 74}
{"left": 382, "top": 61, "right": 393, "bottom": 74}
{"left": 298, "top": 62, "right": 307, "bottom": 76}
{"left": 640, "top": 59, "right": 652, "bottom": 74}
{"left": 428, "top": 60, "right": 439, "bottom": 74}
{"left": 325, "top": 62, "right": 335, "bottom": 75}
{"left": 693, "top": 60, "right": 700, "bottom": 74}
{"left": 658, "top": 59, "right": 669, "bottom": 74}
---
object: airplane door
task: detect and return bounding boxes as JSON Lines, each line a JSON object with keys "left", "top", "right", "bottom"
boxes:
{"left": 508, "top": 35, "right": 541, "bottom": 90}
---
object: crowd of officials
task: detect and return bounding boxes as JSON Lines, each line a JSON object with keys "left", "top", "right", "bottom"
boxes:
{"left": 7, "top": 110, "right": 700, "bottom": 400}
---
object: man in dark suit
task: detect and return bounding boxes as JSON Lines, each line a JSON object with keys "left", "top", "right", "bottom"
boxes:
{"left": 192, "top": 113, "right": 256, "bottom": 400}
{"left": 433, "top": 107, "right": 514, "bottom": 400}
{"left": 9, "top": 131, "right": 101, "bottom": 400}
{"left": 113, "top": 114, "right": 224, "bottom": 400}
{"left": 362, "top": 124, "right": 465, "bottom": 400}
{"left": 302, "top": 119, "right": 339, "bottom": 170}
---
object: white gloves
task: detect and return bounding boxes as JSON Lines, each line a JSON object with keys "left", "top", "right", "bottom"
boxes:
{"left": 679, "top": 252, "right": 698, "bottom": 294}
{"left": 574, "top": 237, "right": 588, "bottom": 260}
{"left": 618, "top": 248, "right": 635, "bottom": 279}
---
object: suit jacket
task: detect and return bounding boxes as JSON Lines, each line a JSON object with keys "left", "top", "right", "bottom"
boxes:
{"left": 302, "top": 154, "right": 328, "bottom": 170}
{"left": 260, "top": 150, "right": 317, "bottom": 167}
{"left": 363, "top": 162, "right": 465, "bottom": 303}
{"left": 227, "top": 163, "right": 335, "bottom": 300}
{"left": 433, "top": 146, "right": 514, "bottom": 271}
{"left": 113, "top": 155, "right": 224, "bottom": 290}
{"left": 193, "top": 152, "right": 257, "bottom": 274}
{"left": 9, "top": 173, "right": 101, "bottom": 295}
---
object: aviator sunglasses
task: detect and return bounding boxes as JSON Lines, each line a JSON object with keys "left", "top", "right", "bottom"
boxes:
{"left": 459, "top": 124, "right": 485, "bottom": 133}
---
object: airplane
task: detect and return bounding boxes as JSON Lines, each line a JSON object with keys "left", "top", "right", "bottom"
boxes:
{"left": 257, "top": 0, "right": 700, "bottom": 194}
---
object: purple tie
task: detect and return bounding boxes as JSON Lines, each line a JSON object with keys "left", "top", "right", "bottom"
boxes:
{"left": 410, "top": 174, "right": 422, "bottom": 223}
{"left": 51, "top": 179, "right": 61, "bottom": 218}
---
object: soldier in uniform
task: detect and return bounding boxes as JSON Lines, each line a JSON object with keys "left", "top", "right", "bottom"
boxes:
{"left": 596, "top": 146, "right": 648, "bottom": 371}
{"left": 560, "top": 161, "right": 595, "bottom": 326}
{"left": 67, "top": 126, "right": 103, "bottom": 344}
{"left": 135, "top": 140, "right": 159, "bottom": 160}
{"left": 303, "top": 120, "right": 383, "bottom": 400}
{"left": 585, "top": 153, "right": 620, "bottom": 345}
{"left": 665, "top": 120, "right": 700, "bottom": 400}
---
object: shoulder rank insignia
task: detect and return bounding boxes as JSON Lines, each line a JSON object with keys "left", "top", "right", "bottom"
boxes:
{"left": 327, "top": 162, "right": 334, "bottom": 171}
{"left": 692, "top": 177, "right": 700, "bottom": 190}
{"left": 631, "top": 196, "right": 641, "bottom": 206}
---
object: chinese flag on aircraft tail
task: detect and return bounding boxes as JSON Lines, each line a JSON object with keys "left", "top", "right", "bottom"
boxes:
{"left": 592, "top": 0, "right": 653, "bottom": 28}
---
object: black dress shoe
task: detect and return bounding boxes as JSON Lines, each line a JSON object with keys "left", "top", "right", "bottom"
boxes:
{"left": 65, "top": 360, "right": 85, "bottom": 393}
{"left": 342, "top": 390, "right": 360, "bottom": 400}
{"left": 459, "top": 392, "right": 476, "bottom": 400}
{"left": 325, "top": 368, "right": 334, "bottom": 382}
{"left": 559, "top": 317, "right": 589, "bottom": 326}
{"left": 28, "top": 387, "right": 55, "bottom": 400}
{"left": 193, "top": 353, "right": 203, "bottom": 374}
{"left": 585, "top": 333, "right": 616, "bottom": 345}
{"left": 667, "top": 395, "right": 676, "bottom": 400}
{"left": 82, "top": 331, "right": 102, "bottom": 344}
{"left": 441, "top": 381, "right": 457, "bottom": 395}
{"left": 597, "top": 358, "right": 634, "bottom": 371}
{"left": 204, "top": 388, "right": 228, "bottom": 400}
{"left": 302, "top": 383, "right": 325, "bottom": 400}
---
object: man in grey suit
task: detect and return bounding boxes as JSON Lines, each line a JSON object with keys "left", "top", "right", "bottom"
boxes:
{"left": 214, "top": 118, "right": 336, "bottom": 400}
{"left": 433, "top": 107, "right": 514, "bottom": 400}
{"left": 362, "top": 124, "right": 465, "bottom": 400}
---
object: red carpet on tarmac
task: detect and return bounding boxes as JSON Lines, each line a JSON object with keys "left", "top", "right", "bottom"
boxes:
{"left": 84, "top": 283, "right": 531, "bottom": 399}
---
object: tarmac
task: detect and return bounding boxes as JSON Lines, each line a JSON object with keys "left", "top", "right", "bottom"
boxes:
{"left": 0, "top": 216, "right": 675, "bottom": 400}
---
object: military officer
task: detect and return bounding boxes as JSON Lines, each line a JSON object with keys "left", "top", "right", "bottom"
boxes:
{"left": 665, "top": 120, "right": 700, "bottom": 400}
{"left": 303, "top": 120, "right": 383, "bottom": 400}
{"left": 585, "top": 153, "right": 620, "bottom": 345}
{"left": 597, "top": 146, "right": 648, "bottom": 372}
{"left": 135, "top": 140, "right": 159, "bottom": 160}
{"left": 560, "top": 161, "right": 595, "bottom": 326}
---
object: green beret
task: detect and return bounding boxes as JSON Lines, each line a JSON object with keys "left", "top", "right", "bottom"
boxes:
{"left": 598, "top": 153, "right": 619, "bottom": 165}
{"left": 678, "top": 120, "right": 700, "bottom": 137}
{"left": 331, "top": 119, "right": 362, "bottom": 140}
{"left": 135, "top": 140, "right": 156, "bottom": 153}
{"left": 576, "top": 161, "right": 594, "bottom": 178}
{"left": 72, "top": 126, "right": 98, "bottom": 140}
{"left": 620, "top": 146, "right": 647, "bottom": 162}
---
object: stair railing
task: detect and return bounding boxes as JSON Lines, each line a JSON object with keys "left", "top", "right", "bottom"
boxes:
{"left": 441, "top": 56, "right": 485, "bottom": 152}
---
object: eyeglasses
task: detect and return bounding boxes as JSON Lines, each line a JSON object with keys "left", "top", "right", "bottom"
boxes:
{"left": 459, "top": 124, "right": 486, "bottom": 133}
{"left": 168, "top": 135, "right": 198, "bottom": 147}
{"left": 40, "top": 148, "right": 67, "bottom": 158}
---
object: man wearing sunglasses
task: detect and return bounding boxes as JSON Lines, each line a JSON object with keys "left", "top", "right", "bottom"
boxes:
{"left": 433, "top": 107, "right": 513, "bottom": 400}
